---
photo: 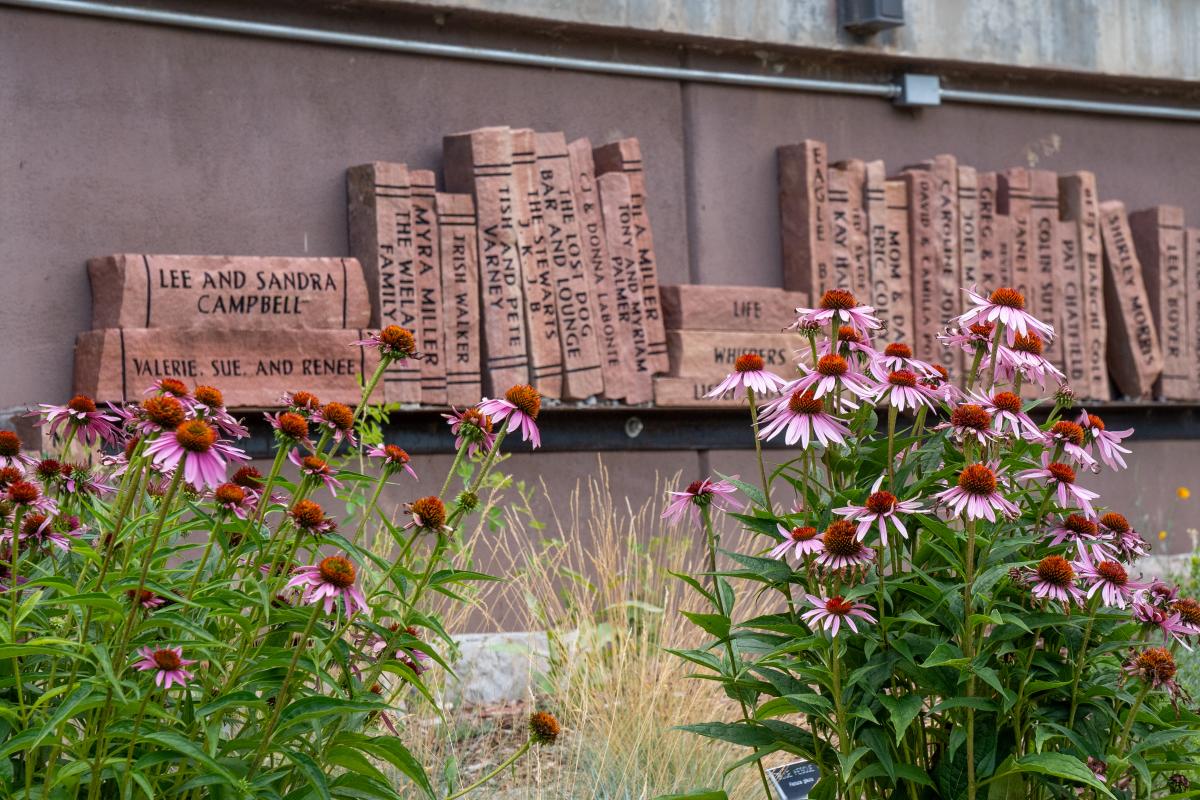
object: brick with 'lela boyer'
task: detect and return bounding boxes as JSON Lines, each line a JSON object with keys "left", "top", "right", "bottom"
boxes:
{"left": 87, "top": 254, "right": 370, "bottom": 330}
{"left": 74, "top": 328, "right": 380, "bottom": 408}
{"left": 1099, "top": 200, "right": 1164, "bottom": 399}
{"left": 436, "top": 192, "right": 483, "bottom": 406}
{"left": 1130, "top": 205, "right": 1190, "bottom": 399}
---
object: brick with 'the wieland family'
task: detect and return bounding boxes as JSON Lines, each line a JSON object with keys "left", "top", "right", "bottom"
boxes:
{"left": 777, "top": 140, "right": 832, "bottom": 297}
{"left": 659, "top": 284, "right": 807, "bottom": 332}
{"left": 74, "top": 328, "right": 380, "bottom": 408}
{"left": 1130, "top": 205, "right": 1189, "bottom": 399}
{"left": 597, "top": 171, "right": 652, "bottom": 403}
{"left": 1059, "top": 172, "right": 1109, "bottom": 400}
{"left": 666, "top": 330, "right": 798, "bottom": 382}
{"left": 443, "top": 127, "right": 529, "bottom": 396}
{"left": 538, "top": 131, "right": 605, "bottom": 399}
{"left": 435, "top": 193, "right": 482, "bottom": 406}
{"left": 1099, "top": 200, "right": 1163, "bottom": 399}
{"left": 87, "top": 254, "right": 369, "bottom": 330}
{"left": 347, "top": 162, "right": 420, "bottom": 402}
{"left": 409, "top": 170, "right": 446, "bottom": 405}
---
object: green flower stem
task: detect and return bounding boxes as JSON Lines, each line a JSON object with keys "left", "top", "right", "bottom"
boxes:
{"left": 746, "top": 387, "right": 774, "bottom": 517}
{"left": 9, "top": 507, "right": 27, "bottom": 717}
{"left": 250, "top": 443, "right": 289, "bottom": 529}
{"left": 58, "top": 426, "right": 78, "bottom": 460}
{"left": 963, "top": 516, "right": 978, "bottom": 800}
{"left": 702, "top": 505, "right": 775, "bottom": 800}
{"left": 1114, "top": 680, "right": 1153, "bottom": 757}
{"left": 351, "top": 470, "right": 390, "bottom": 544}
{"left": 247, "top": 602, "right": 325, "bottom": 779}
{"left": 119, "top": 685, "right": 157, "bottom": 797}
{"left": 185, "top": 515, "right": 223, "bottom": 602}
{"left": 886, "top": 404, "right": 898, "bottom": 487}
{"left": 828, "top": 638, "right": 853, "bottom": 799}
{"left": 444, "top": 737, "right": 533, "bottom": 800}
{"left": 351, "top": 358, "right": 390, "bottom": 430}
{"left": 966, "top": 347, "right": 986, "bottom": 392}
{"left": 1067, "top": 597, "right": 1099, "bottom": 728}
{"left": 986, "top": 322, "right": 1006, "bottom": 391}
{"left": 438, "top": 441, "right": 468, "bottom": 502}
{"left": 1010, "top": 631, "right": 1040, "bottom": 755}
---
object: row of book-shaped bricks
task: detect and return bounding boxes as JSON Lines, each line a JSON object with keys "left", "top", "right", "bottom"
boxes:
{"left": 778, "top": 142, "right": 1192, "bottom": 403}
{"left": 73, "top": 129, "right": 672, "bottom": 410}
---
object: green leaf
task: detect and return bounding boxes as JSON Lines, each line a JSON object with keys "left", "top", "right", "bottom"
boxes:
{"left": 341, "top": 734, "right": 436, "bottom": 799}
{"left": 719, "top": 473, "right": 766, "bottom": 510}
{"left": 135, "top": 731, "right": 238, "bottom": 786}
{"left": 681, "top": 611, "right": 731, "bottom": 641}
{"left": 922, "top": 642, "right": 968, "bottom": 669}
{"left": 1000, "top": 754, "right": 1116, "bottom": 798}
{"left": 278, "top": 696, "right": 387, "bottom": 731}
{"left": 879, "top": 693, "right": 924, "bottom": 746}
{"left": 284, "top": 748, "right": 332, "bottom": 800}
{"left": 676, "top": 721, "right": 776, "bottom": 748}
{"left": 724, "top": 550, "right": 793, "bottom": 584}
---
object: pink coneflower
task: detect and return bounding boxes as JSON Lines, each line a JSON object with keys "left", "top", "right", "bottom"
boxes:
{"left": 35, "top": 395, "right": 121, "bottom": 448}
{"left": 935, "top": 403, "right": 998, "bottom": 446}
{"left": 705, "top": 353, "right": 788, "bottom": 399}
{"left": 920, "top": 364, "right": 963, "bottom": 403}
{"left": 800, "top": 594, "right": 876, "bottom": 637}
{"left": 1098, "top": 512, "right": 1149, "bottom": 561}
{"left": 286, "top": 554, "right": 367, "bottom": 618}
{"left": 767, "top": 524, "right": 823, "bottom": 561}
{"left": 59, "top": 464, "right": 116, "bottom": 497}
{"left": 127, "top": 589, "right": 167, "bottom": 610}
{"left": 0, "top": 466, "right": 23, "bottom": 492}
{"left": 1122, "top": 647, "right": 1181, "bottom": 696}
{"left": 869, "top": 342, "right": 938, "bottom": 380}
{"left": 134, "top": 646, "right": 196, "bottom": 689}
{"left": 970, "top": 390, "right": 1040, "bottom": 439}
{"left": 814, "top": 520, "right": 875, "bottom": 573}
{"left": 212, "top": 483, "right": 253, "bottom": 519}
{"left": 442, "top": 407, "right": 497, "bottom": 457}
{"left": 0, "top": 431, "right": 34, "bottom": 470}
{"left": 956, "top": 287, "right": 1055, "bottom": 344}
{"left": 872, "top": 369, "right": 940, "bottom": 413}
{"left": 191, "top": 386, "right": 249, "bottom": 439}
{"left": 405, "top": 496, "right": 451, "bottom": 533}
{"left": 1042, "top": 421, "right": 1096, "bottom": 468}
{"left": 1076, "top": 553, "right": 1147, "bottom": 609}
{"left": 936, "top": 463, "right": 1019, "bottom": 522}
{"left": 5, "top": 513, "right": 78, "bottom": 553}
{"left": 144, "top": 419, "right": 247, "bottom": 491}
{"left": 288, "top": 449, "right": 343, "bottom": 491}
{"left": 1027, "top": 555, "right": 1085, "bottom": 609}
{"left": 136, "top": 396, "right": 187, "bottom": 436}
{"left": 366, "top": 444, "right": 419, "bottom": 479}
{"left": 792, "top": 355, "right": 875, "bottom": 407}
{"left": 818, "top": 325, "right": 878, "bottom": 361}
{"left": 311, "top": 402, "right": 358, "bottom": 447}
{"left": 478, "top": 385, "right": 542, "bottom": 449}
{"left": 834, "top": 475, "right": 925, "bottom": 546}
{"left": 986, "top": 333, "right": 1064, "bottom": 388}
{"left": 791, "top": 289, "right": 882, "bottom": 333}
{"left": 938, "top": 322, "right": 997, "bottom": 357}
{"left": 279, "top": 390, "right": 323, "bottom": 415}
{"left": 1046, "top": 514, "right": 1113, "bottom": 563}
{"left": 1133, "top": 601, "right": 1198, "bottom": 650}
{"left": 265, "top": 410, "right": 314, "bottom": 450}
{"left": 757, "top": 389, "right": 850, "bottom": 448}
{"left": 1078, "top": 411, "right": 1133, "bottom": 471}
{"left": 289, "top": 499, "right": 336, "bottom": 535}
{"left": 6, "top": 480, "right": 57, "bottom": 514}
{"left": 144, "top": 378, "right": 190, "bottom": 399}
{"left": 1016, "top": 456, "right": 1099, "bottom": 516}
{"left": 351, "top": 325, "right": 418, "bottom": 363}
{"left": 662, "top": 477, "right": 742, "bottom": 526}
{"left": 1168, "top": 599, "right": 1200, "bottom": 645}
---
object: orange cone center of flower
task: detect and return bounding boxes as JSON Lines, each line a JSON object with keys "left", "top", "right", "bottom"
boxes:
{"left": 1172, "top": 599, "right": 1200, "bottom": 626}
{"left": 989, "top": 287, "right": 1025, "bottom": 309}
{"left": 969, "top": 322, "right": 995, "bottom": 338}
{"left": 529, "top": 710, "right": 561, "bottom": 744}
{"left": 8, "top": 481, "right": 39, "bottom": 504}
{"left": 788, "top": 390, "right": 824, "bottom": 415}
{"left": 67, "top": 394, "right": 97, "bottom": 413}
{"left": 411, "top": 496, "right": 447, "bottom": 529}
{"left": 1036, "top": 555, "right": 1075, "bottom": 586}
{"left": 379, "top": 325, "right": 416, "bottom": 353}
{"left": 734, "top": 353, "right": 765, "bottom": 373}
{"left": 1096, "top": 561, "right": 1128, "bottom": 585}
{"left": 822, "top": 520, "right": 861, "bottom": 557}
{"left": 290, "top": 391, "right": 320, "bottom": 410}
{"left": 127, "top": 589, "right": 156, "bottom": 605}
{"left": 232, "top": 466, "right": 263, "bottom": 489}
{"left": 1087, "top": 414, "right": 1105, "bottom": 431}
{"left": 194, "top": 385, "right": 224, "bottom": 408}
{"left": 301, "top": 456, "right": 328, "bottom": 474}
{"left": 291, "top": 499, "right": 325, "bottom": 528}
{"left": 277, "top": 412, "right": 309, "bottom": 440}
{"left": 816, "top": 355, "right": 848, "bottom": 377}
{"left": 21, "top": 514, "right": 46, "bottom": 538}
{"left": 461, "top": 408, "right": 494, "bottom": 433}
{"left": 383, "top": 445, "right": 410, "bottom": 464}
{"left": 957, "top": 464, "right": 997, "bottom": 495}
{"left": 888, "top": 370, "right": 917, "bottom": 387}
{"left": 322, "top": 402, "right": 354, "bottom": 431}
{"left": 0, "top": 431, "right": 20, "bottom": 458}
{"left": 505, "top": 384, "right": 542, "bottom": 419}
{"left": 214, "top": 484, "right": 245, "bottom": 505}
{"left": 143, "top": 396, "right": 186, "bottom": 429}
{"left": 685, "top": 480, "right": 706, "bottom": 495}
{"left": 0, "top": 466, "right": 23, "bottom": 486}
{"left": 158, "top": 378, "right": 189, "bottom": 397}
{"left": 1047, "top": 462, "right": 1075, "bottom": 484}
{"left": 824, "top": 596, "right": 853, "bottom": 615}
{"left": 151, "top": 649, "right": 182, "bottom": 670}
{"left": 1012, "top": 333, "right": 1044, "bottom": 355}
{"left": 883, "top": 342, "right": 912, "bottom": 358}
{"left": 819, "top": 289, "right": 857, "bottom": 310}
{"left": 1101, "top": 512, "right": 1130, "bottom": 533}
{"left": 1051, "top": 421, "right": 1085, "bottom": 446}
{"left": 1063, "top": 514, "right": 1098, "bottom": 535}
{"left": 992, "top": 391, "right": 1022, "bottom": 414}
{"left": 175, "top": 420, "right": 216, "bottom": 453}
{"left": 789, "top": 525, "right": 818, "bottom": 542}
{"left": 318, "top": 555, "right": 357, "bottom": 588}
{"left": 1136, "top": 647, "right": 1176, "bottom": 681}
{"left": 951, "top": 404, "right": 992, "bottom": 431}
{"left": 837, "top": 326, "right": 861, "bottom": 343}
{"left": 866, "top": 491, "right": 898, "bottom": 514}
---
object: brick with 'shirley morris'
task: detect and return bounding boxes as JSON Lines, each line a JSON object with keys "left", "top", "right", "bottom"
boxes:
{"left": 1099, "top": 200, "right": 1163, "bottom": 399}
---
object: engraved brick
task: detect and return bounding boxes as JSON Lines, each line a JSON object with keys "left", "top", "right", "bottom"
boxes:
{"left": 1099, "top": 200, "right": 1164, "bottom": 399}
{"left": 903, "top": 170, "right": 941, "bottom": 364}
{"left": 443, "top": 127, "right": 529, "bottom": 395}
{"left": 977, "top": 172, "right": 1003, "bottom": 289}
{"left": 593, "top": 138, "right": 668, "bottom": 373}
{"left": 830, "top": 159, "right": 871, "bottom": 300}
{"left": 435, "top": 192, "right": 482, "bottom": 406}
{"left": 653, "top": 376, "right": 742, "bottom": 408}
{"left": 87, "top": 254, "right": 369, "bottom": 330}
{"left": 666, "top": 330, "right": 799, "bottom": 381}
{"left": 958, "top": 166, "right": 980, "bottom": 291}
{"left": 1130, "top": 206, "right": 1189, "bottom": 399}
{"left": 1059, "top": 173, "right": 1110, "bottom": 400}
{"left": 1056, "top": 220, "right": 1089, "bottom": 392}
{"left": 659, "top": 284, "right": 808, "bottom": 331}
{"left": 880, "top": 179, "right": 915, "bottom": 348}
{"left": 410, "top": 170, "right": 446, "bottom": 404}
{"left": 778, "top": 140, "right": 833, "bottom": 296}
{"left": 597, "top": 171, "right": 653, "bottom": 403}
{"left": 1030, "top": 170, "right": 1062, "bottom": 370}
{"left": 999, "top": 168, "right": 1033, "bottom": 302}
{"left": 74, "top": 328, "right": 380, "bottom": 408}
{"left": 347, "top": 162, "right": 421, "bottom": 402}
{"left": 1188, "top": 228, "right": 1200, "bottom": 399}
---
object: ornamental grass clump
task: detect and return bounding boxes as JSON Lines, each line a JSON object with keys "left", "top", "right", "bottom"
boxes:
{"left": 670, "top": 287, "right": 1200, "bottom": 799}
{"left": 0, "top": 324, "right": 556, "bottom": 799}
